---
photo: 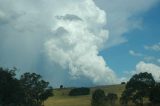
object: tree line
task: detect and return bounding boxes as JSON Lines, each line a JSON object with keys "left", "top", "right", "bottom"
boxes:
{"left": 1, "top": 66, "right": 160, "bottom": 106}
{"left": 0, "top": 67, "right": 53, "bottom": 106}
{"left": 91, "top": 72, "right": 160, "bottom": 106}
{"left": 69, "top": 87, "right": 90, "bottom": 96}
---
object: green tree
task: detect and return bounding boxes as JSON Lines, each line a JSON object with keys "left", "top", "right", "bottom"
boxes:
{"left": 0, "top": 67, "right": 25, "bottom": 106}
{"left": 91, "top": 89, "right": 105, "bottom": 106}
{"left": 20, "top": 72, "right": 53, "bottom": 106}
{"left": 107, "top": 93, "right": 118, "bottom": 106}
{"left": 120, "top": 72, "right": 155, "bottom": 106}
{"left": 120, "top": 89, "right": 133, "bottom": 106}
{"left": 149, "top": 83, "right": 160, "bottom": 105}
{"left": 60, "top": 85, "right": 63, "bottom": 89}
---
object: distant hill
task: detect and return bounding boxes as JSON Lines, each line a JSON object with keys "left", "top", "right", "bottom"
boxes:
{"left": 44, "top": 84, "right": 125, "bottom": 106}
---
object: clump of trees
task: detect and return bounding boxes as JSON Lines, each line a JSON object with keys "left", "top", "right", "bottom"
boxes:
{"left": 121, "top": 82, "right": 126, "bottom": 85}
{"left": 91, "top": 72, "right": 160, "bottom": 106}
{"left": 91, "top": 89, "right": 106, "bottom": 106}
{"left": 120, "top": 72, "right": 160, "bottom": 106}
{"left": 0, "top": 67, "right": 25, "bottom": 106}
{"left": 69, "top": 87, "right": 90, "bottom": 96}
{"left": 20, "top": 72, "right": 53, "bottom": 106}
{"left": 91, "top": 89, "right": 118, "bottom": 106}
{"left": 0, "top": 67, "right": 53, "bottom": 106}
{"left": 106, "top": 93, "right": 118, "bottom": 106}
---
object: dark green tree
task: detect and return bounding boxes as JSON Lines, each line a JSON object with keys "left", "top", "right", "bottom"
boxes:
{"left": 60, "top": 85, "right": 63, "bottom": 89}
{"left": 106, "top": 93, "right": 118, "bottom": 106}
{"left": 120, "top": 72, "right": 155, "bottom": 106}
{"left": 69, "top": 87, "right": 90, "bottom": 96}
{"left": 120, "top": 89, "right": 133, "bottom": 106}
{"left": 91, "top": 89, "right": 105, "bottom": 106}
{"left": 149, "top": 83, "right": 160, "bottom": 105}
{"left": 0, "top": 67, "right": 25, "bottom": 106}
{"left": 20, "top": 72, "right": 53, "bottom": 106}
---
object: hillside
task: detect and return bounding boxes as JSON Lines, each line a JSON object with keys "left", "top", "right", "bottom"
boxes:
{"left": 44, "top": 84, "right": 126, "bottom": 106}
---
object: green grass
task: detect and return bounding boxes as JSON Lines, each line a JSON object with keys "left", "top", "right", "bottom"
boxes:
{"left": 44, "top": 84, "right": 126, "bottom": 106}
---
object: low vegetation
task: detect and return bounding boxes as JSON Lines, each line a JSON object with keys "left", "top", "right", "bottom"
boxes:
{"left": 44, "top": 85, "right": 125, "bottom": 106}
{"left": 0, "top": 66, "right": 160, "bottom": 106}
{"left": 45, "top": 72, "right": 160, "bottom": 106}
{"left": 69, "top": 87, "right": 90, "bottom": 96}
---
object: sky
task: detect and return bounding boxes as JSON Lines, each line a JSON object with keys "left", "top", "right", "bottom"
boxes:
{"left": 0, "top": 0, "right": 160, "bottom": 87}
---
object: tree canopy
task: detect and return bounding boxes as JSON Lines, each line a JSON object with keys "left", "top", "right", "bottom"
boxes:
{"left": 0, "top": 67, "right": 53, "bottom": 106}
{"left": 69, "top": 87, "right": 90, "bottom": 96}
{"left": 91, "top": 89, "right": 106, "bottom": 106}
{"left": 20, "top": 72, "right": 53, "bottom": 106}
{"left": 0, "top": 67, "right": 25, "bottom": 106}
{"left": 149, "top": 83, "right": 160, "bottom": 105}
{"left": 121, "top": 72, "right": 156, "bottom": 106}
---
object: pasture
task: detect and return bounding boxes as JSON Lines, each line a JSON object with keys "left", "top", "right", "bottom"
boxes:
{"left": 44, "top": 84, "right": 126, "bottom": 106}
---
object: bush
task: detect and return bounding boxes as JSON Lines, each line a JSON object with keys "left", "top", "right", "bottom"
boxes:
{"left": 121, "top": 82, "right": 126, "bottom": 84}
{"left": 69, "top": 87, "right": 90, "bottom": 96}
{"left": 60, "top": 85, "right": 63, "bottom": 89}
{"left": 106, "top": 93, "right": 118, "bottom": 106}
{"left": 91, "top": 89, "right": 105, "bottom": 106}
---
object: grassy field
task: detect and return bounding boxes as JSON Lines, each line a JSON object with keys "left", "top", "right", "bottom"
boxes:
{"left": 44, "top": 84, "right": 126, "bottom": 106}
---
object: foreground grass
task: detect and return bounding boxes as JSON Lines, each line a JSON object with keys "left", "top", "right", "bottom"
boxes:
{"left": 44, "top": 84, "right": 151, "bottom": 106}
{"left": 45, "top": 95, "right": 90, "bottom": 106}
{"left": 44, "top": 84, "right": 125, "bottom": 106}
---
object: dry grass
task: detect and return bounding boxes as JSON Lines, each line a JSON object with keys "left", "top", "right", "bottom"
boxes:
{"left": 44, "top": 84, "right": 149, "bottom": 106}
{"left": 45, "top": 95, "right": 91, "bottom": 106}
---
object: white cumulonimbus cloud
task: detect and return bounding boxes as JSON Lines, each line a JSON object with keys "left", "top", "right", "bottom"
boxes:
{"left": 0, "top": 0, "right": 117, "bottom": 85}
{"left": 45, "top": 0, "right": 117, "bottom": 85}
{"left": 0, "top": 0, "right": 159, "bottom": 86}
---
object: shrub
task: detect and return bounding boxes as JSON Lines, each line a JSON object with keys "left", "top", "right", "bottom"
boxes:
{"left": 121, "top": 82, "right": 126, "bottom": 84}
{"left": 69, "top": 87, "right": 90, "bottom": 96}
{"left": 91, "top": 89, "right": 105, "bottom": 106}
{"left": 106, "top": 93, "right": 118, "bottom": 106}
{"left": 60, "top": 85, "right": 63, "bottom": 89}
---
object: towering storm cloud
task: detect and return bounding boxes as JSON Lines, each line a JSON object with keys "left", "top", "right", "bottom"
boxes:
{"left": 0, "top": 0, "right": 117, "bottom": 85}
{"left": 0, "top": 0, "right": 159, "bottom": 86}
{"left": 45, "top": 0, "right": 117, "bottom": 84}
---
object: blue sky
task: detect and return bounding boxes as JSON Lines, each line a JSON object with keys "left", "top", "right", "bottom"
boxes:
{"left": 101, "top": 3, "right": 160, "bottom": 78}
{"left": 0, "top": 0, "right": 160, "bottom": 87}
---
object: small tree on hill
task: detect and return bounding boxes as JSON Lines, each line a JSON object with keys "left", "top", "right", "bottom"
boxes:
{"left": 60, "top": 85, "right": 63, "bottom": 89}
